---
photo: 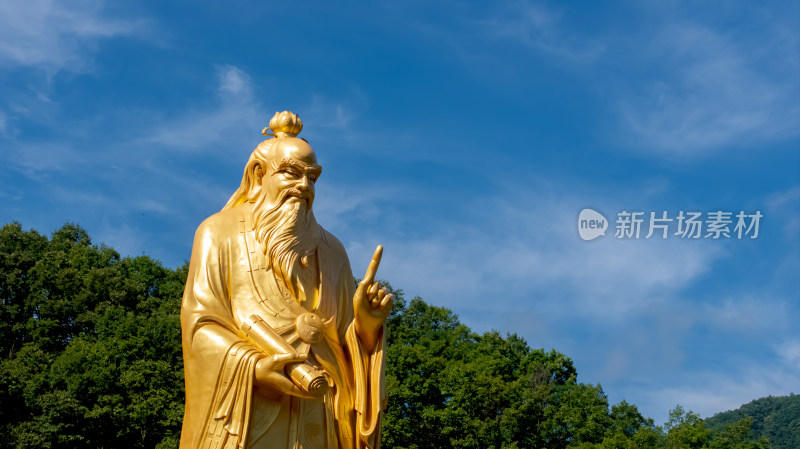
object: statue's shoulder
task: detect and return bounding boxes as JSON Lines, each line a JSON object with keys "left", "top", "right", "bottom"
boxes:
{"left": 318, "top": 227, "right": 349, "bottom": 261}
{"left": 194, "top": 205, "right": 244, "bottom": 243}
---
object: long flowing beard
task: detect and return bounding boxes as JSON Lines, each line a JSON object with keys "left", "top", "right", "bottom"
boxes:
{"left": 252, "top": 189, "right": 321, "bottom": 299}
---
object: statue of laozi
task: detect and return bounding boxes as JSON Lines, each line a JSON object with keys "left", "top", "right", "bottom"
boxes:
{"left": 180, "top": 111, "right": 392, "bottom": 449}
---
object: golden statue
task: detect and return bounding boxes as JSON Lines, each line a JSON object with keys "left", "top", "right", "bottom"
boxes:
{"left": 179, "top": 111, "right": 393, "bottom": 449}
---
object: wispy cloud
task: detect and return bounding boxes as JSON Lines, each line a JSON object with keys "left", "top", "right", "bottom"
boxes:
{"left": 142, "top": 65, "right": 265, "bottom": 153}
{"left": 344, "top": 186, "right": 724, "bottom": 323}
{"left": 297, "top": 89, "right": 393, "bottom": 154}
{"left": 0, "top": 0, "right": 149, "bottom": 73}
{"left": 477, "top": 0, "right": 605, "bottom": 62}
{"left": 93, "top": 218, "right": 148, "bottom": 261}
{"left": 703, "top": 294, "right": 791, "bottom": 333}
{"left": 637, "top": 354, "right": 800, "bottom": 423}
{"left": 776, "top": 340, "right": 800, "bottom": 372}
{"left": 5, "top": 142, "right": 86, "bottom": 177}
{"left": 765, "top": 185, "right": 800, "bottom": 248}
{"left": 767, "top": 185, "right": 800, "bottom": 210}
{"left": 0, "top": 0, "right": 152, "bottom": 140}
{"left": 306, "top": 94, "right": 358, "bottom": 131}
{"left": 439, "top": 0, "right": 800, "bottom": 156}
{"left": 139, "top": 67, "right": 374, "bottom": 158}
{"left": 609, "top": 3, "right": 800, "bottom": 156}
{"left": 1, "top": 64, "right": 383, "bottom": 266}
{"left": 325, "top": 173, "right": 797, "bottom": 422}
{"left": 0, "top": 109, "right": 7, "bottom": 135}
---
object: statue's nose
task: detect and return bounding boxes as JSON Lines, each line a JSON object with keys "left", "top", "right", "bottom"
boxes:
{"left": 295, "top": 177, "right": 314, "bottom": 200}
{"left": 298, "top": 175, "right": 312, "bottom": 189}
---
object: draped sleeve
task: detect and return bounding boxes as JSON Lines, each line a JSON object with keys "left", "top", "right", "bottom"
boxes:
{"left": 322, "top": 230, "right": 387, "bottom": 449}
{"left": 180, "top": 211, "right": 266, "bottom": 449}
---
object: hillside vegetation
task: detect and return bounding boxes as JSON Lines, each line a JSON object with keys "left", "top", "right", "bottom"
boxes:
{"left": 705, "top": 395, "right": 799, "bottom": 449}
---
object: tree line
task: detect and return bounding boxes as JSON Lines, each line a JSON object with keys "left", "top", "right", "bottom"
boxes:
{"left": 705, "top": 395, "right": 799, "bottom": 449}
{"left": 0, "top": 222, "right": 777, "bottom": 448}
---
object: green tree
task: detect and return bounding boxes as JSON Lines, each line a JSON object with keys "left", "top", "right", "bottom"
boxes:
{"left": 381, "top": 292, "right": 626, "bottom": 449}
{"left": 0, "top": 223, "right": 48, "bottom": 358}
{"left": 0, "top": 223, "right": 185, "bottom": 449}
{"left": 610, "top": 401, "right": 655, "bottom": 438}
{"left": 665, "top": 405, "right": 710, "bottom": 449}
{"left": 706, "top": 394, "right": 799, "bottom": 449}
{"left": 709, "top": 417, "right": 770, "bottom": 449}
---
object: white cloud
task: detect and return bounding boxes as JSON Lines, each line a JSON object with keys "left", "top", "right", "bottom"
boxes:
{"left": 377, "top": 1, "right": 798, "bottom": 160}
{"left": 93, "top": 219, "right": 148, "bottom": 260}
{"left": 306, "top": 95, "right": 355, "bottom": 130}
{"left": 477, "top": 0, "right": 605, "bottom": 62}
{"left": 5, "top": 142, "right": 84, "bottom": 176}
{"left": 1, "top": 64, "right": 383, "bottom": 268}
{"left": 0, "top": 0, "right": 148, "bottom": 73}
{"left": 334, "top": 180, "right": 724, "bottom": 325}
{"left": 142, "top": 65, "right": 264, "bottom": 152}
{"left": 635, "top": 357, "right": 800, "bottom": 423}
{"left": 767, "top": 185, "right": 800, "bottom": 211}
{"left": 704, "top": 295, "right": 791, "bottom": 333}
{"left": 297, "top": 89, "right": 382, "bottom": 151}
{"left": 776, "top": 340, "right": 800, "bottom": 372}
{"left": 766, "top": 185, "right": 800, "bottom": 245}
{"left": 313, "top": 183, "right": 402, "bottom": 233}
{"left": 456, "top": 1, "right": 800, "bottom": 156}
{"left": 217, "top": 65, "right": 252, "bottom": 98}
{"left": 326, "top": 173, "right": 800, "bottom": 426}
{"left": 615, "top": 12, "right": 800, "bottom": 155}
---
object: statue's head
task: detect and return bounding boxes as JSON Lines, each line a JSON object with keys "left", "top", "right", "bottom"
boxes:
{"left": 224, "top": 111, "right": 322, "bottom": 213}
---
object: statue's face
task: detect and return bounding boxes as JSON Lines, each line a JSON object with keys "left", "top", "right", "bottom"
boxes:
{"left": 261, "top": 138, "right": 322, "bottom": 209}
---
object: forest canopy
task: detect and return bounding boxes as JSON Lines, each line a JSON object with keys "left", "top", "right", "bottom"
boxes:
{"left": 0, "top": 222, "right": 787, "bottom": 448}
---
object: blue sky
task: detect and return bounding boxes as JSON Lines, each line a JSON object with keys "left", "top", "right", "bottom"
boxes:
{"left": 1, "top": 0, "right": 798, "bottom": 425}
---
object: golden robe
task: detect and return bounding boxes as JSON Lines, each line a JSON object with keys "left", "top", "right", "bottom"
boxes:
{"left": 180, "top": 204, "right": 385, "bottom": 449}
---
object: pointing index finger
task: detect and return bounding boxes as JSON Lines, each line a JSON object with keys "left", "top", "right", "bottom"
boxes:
{"left": 363, "top": 245, "right": 383, "bottom": 285}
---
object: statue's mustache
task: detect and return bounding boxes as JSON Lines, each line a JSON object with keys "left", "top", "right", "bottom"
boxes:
{"left": 283, "top": 187, "right": 312, "bottom": 200}
{"left": 262, "top": 188, "right": 312, "bottom": 216}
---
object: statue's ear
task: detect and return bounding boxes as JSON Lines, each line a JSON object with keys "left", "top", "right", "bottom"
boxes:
{"left": 246, "top": 161, "right": 265, "bottom": 202}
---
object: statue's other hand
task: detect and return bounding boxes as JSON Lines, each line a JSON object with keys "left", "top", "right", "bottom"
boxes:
{"left": 254, "top": 353, "right": 315, "bottom": 399}
{"left": 354, "top": 245, "right": 393, "bottom": 351}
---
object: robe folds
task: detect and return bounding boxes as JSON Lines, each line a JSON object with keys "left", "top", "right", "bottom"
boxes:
{"left": 179, "top": 204, "right": 386, "bottom": 449}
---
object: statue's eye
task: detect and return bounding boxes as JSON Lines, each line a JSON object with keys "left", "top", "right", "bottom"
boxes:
{"left": 280, "top": 169, "right": 300, "bottom": 178}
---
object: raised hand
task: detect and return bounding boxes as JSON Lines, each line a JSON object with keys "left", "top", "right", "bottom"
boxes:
{"left": 353, "top": 245, "right": 393, "bottom": 352}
